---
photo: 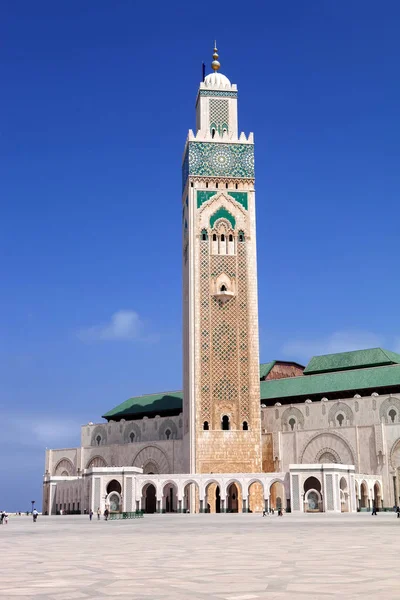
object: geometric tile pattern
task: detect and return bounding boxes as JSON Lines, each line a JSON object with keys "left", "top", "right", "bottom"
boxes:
{"left": 183, "top": 142, "right": 254, "bottom": 189}
{"left": 199, "top": 89, "right": 238, "bottom": 98}
{"left": 209, "top": 98, "right": 229, "bottom": 135}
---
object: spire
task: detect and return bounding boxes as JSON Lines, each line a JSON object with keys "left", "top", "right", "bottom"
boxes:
{"left": 211, "top": 42, "right": 220, "bottom": 72}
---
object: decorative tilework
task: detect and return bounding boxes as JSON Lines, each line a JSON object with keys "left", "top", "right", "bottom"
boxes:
{"left": 210, "top": 207, "right": 236, "bottom": 230}
{"left": 326, "top": 474, "right": 334, "bottom": 510}
{"left": 196, "top": 190, "right": 248, "bottom": 210}
{"left": 186, "top": 142, "right": 254, "bottom": 181}
{"left": 209, "top": 98, "right": 229, "bottom": 135}
{"left": 292, "top": 475, "right": 300, "bottom": 510}
{"left": 199, "top": 90, "right": 237, "bottom": 98}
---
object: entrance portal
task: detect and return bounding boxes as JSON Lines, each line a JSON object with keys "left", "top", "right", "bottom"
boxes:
{"left": 144, "top": 484, "right": 157, "bottom": 513}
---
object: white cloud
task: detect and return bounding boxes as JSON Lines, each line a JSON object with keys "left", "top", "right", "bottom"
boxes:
{"left": 78, "top": 309, "right": 143, "bottom": 342}
{"left": 281, "top": 330, "right": 385, "bottom": 362}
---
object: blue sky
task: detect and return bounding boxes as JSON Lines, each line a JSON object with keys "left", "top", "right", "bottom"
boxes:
{"left": 1, "top": 1, "right": 400, "bottom": 510}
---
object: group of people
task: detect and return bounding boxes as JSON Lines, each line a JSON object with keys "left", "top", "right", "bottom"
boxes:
{"left": 262, "top": 508, "right": 283, "bottom": 517}
{"left": 88, "top": 507, "right": 109, "bottom": 521}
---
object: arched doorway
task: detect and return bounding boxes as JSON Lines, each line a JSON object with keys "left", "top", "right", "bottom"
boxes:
{"left": 248, "top": 481, "right": 264, "bottom": 513}
{"left": 162, "top": 482, "right": 177, "bottom": 513}
{"left": 340, "top": 477, "right": 349, "bottom": 512}
{"left": 303, "top": 476, "right": 322, "bottom": 512}
{"left": 143, "top": 483, "right": 157, "bottom": 514}
{"left": 106, "top": 480, "right": 122, "bottom": 513}
{"left": 227, "top": 483, "right": 239, "bottom": 512}
{"left": 270, "top": 481, "right": 285, "bottom": 512}
{"left": 374, "top": 482, "right": 382, "bottom": 511}
{"left": 360, "top": 481, "right": 369, "bottom": 509}
{"left": 183, "top": 481, "right": 200, "bottom": 513}
{"left": 205, "top": 482, "right": 220, "bottom": 513}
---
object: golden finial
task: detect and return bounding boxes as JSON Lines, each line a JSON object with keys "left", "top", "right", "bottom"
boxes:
{"left": 211, "top": 41, "right": 220, "bottom": 72}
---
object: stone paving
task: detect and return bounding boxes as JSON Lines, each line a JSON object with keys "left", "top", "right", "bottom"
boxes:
{"left": 0, "top": 512, "right": 399, "bottom": 599}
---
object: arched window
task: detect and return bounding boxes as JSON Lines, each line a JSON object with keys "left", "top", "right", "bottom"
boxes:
{"left": 229, "top": 234, "right": 233, "bottom": 242}
{"left": 221, "top": 415, "right": 230, "bottom": 431}
{"left": 203, "top": 421, "right": 209, "bottom": 430}
{"left": 336, "top": 413, "right": 344, "bottom": 427}
{"left": 216, "top": 183, "right": 218, "bottom": 188}
{"left": 225, "top": 183, "right": 228, "bottom": 189}
{"left": 165, "top": 429, "right": 171, "bottom": 440}
{"left": 235, "top": 183, "right": 238, "bottom": 189}
{"left": 239, "top": 231, "right": 245, "bottom": 242}
{"left": 289, "top": 417, "right": 296, "bottom": 431}
{"left": 213, "top": 233, "right": 217, "bottom": 242}
{"left": 206, "top": 182, "right": 209, "bottom": 188}
{"left": 242, "top": 421, "right": 248, "bottom": 430}
{"left": 221, "top": 234, "right": 225, "bottom": 241}
{"left": 211, "top": 128, "right": 216, "bottom": 138}
{"left": 220, "top": 284, "right": 227, "bottom": 292}
{"left": 96, "top": 435, "right": 101, "bottom": 446}
{"left": 201, "top": 229, "right": 208, "bottom": 241}
{"left": 389, "top": 409, "right": 397, "bottom": 423}
{"left": 129, "top": 432, "right": 135, "bottom": 443}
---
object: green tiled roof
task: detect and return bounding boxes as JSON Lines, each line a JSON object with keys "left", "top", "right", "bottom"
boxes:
{"left": 103, "top": 349, "right": 400, "bottom": 419}
{"left": 260, "top": 364, "right": 400, "bottom": 401}
{"left": 304, "top": 348, "right": 400, "bottom": 375}
{"left": 102, "top": 391, "right": 183, "bottom": 419}
{"left": 259, "top": 361, "right": 276, "bottom": 379}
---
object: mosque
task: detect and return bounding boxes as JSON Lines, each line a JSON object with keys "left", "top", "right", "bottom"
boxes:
{"left": 43, "top": 46, "right": 400, "bottom": 515}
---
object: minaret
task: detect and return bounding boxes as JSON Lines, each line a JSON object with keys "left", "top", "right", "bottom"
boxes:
{"left": 182, "top": 45, "right": 261, "bottom": 474}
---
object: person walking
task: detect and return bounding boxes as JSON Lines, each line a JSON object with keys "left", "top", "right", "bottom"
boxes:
{"left": 97, "top": 507, "right": 101, "bottom": 520}
{"left": 371, "top": 505, "right": 377, "bottom": 516}
{"left": 104, "top": 508, "right": 109, "bottom": 521}
{"left": 32, "top": 508, "right": 38, "bottom": 522}
{"left": 396, "top": 506, "right": 400, "bottom": 519}
{"left": 89, "top": 509, "right": 93, "bottom": 521}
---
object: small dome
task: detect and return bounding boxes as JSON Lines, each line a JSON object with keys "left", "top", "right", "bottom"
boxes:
{"left": 204, "top": 71, "right": 231, "bottom": 88}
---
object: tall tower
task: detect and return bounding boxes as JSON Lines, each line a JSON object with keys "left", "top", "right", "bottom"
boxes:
{"left": 182, "top": 46, "right": 261, "bottom": 474}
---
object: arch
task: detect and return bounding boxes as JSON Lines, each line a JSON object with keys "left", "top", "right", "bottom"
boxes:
{"left": 270, "top": 480, "right": 285, "bottom": 511}
{"left": 281, "top": 406, "right": 304, "bottom": 431}
{"left": 124, "top": 422, "right": 141, "bottom": 443}
{"left": 210, "top": 207, "right": 236, "bottom": 230}
{"left": 162, "top": 480, "right": 178, "bottom": 513}
{"left": 360, "top": 480, "right": 369, "bottom": 508}
{"left": 142, "top": 461, "right": 158, "bottom": 474}
{"left": 328, "top": 402, "right": 354, "bottom": 426}
{"left": 90, "top": 425, "right": 107, "bottom": 447}
{"left": 205, "top": 480, "right": 222, "bottom": 514}
{"left": 223, "top": 478, "right": 243, "bottom": 498}
{"left": 203, "top": 421, "right": 209, "bottom": 430}
{"left": 304, "top": 476, "right": 322, "bottom": 494}
{"left": 132, "top": 445, "right": 170, "bottom": 473}
{"left": 143, "top": 483, "right": 157, "bottom": 513}
{"left": 390, "top": 438, "right": 400, "bottom": 469}
{"left": 248, "top": 480, "right": 264, "bottom": 513}
{"left": 158, "top": 419, "right": 178, "bottom": 441}
{"left": 374, "top": 481, "right": 382, "bottom": 510}
{"left": 380, "top": 396, "right": 400, "bottom": 423}
{"left": 182, "top": 479, "right": 200, "bottom": 513}
{"left": 86, "top": 455, "right": 107, "bottom": 469}
{"left": 305, "top": 489, "right": 322, "bottom": 512}
{"left": 242, "top": 421, "right": 248, "bottom": 430}
{"left": 221, "top": 415, "right": 230, "bottom": 430}
{"left": 300, "top": 432, "right": 356, "bottom": 467}
{"left": 54, "top": 458, "right": 75, "bottom": 476}
{"left": 106, "top": 479, "right": 122, "bottom": 495}
{"left": 315, "top": 447, "right": 342, "bottom": 464}
{"left": 107, "top": 492, "right": 121, "bottom": 513}
{"left": 227, "top": 482, "right": 239, "bottom": 512}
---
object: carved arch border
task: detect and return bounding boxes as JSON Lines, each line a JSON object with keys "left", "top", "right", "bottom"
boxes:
{"left": 132, "top": 445, "right": 171, "bottom": 473}
{"left": 54, "top": 457, "right": 75, "bottom": 476}
{"left": 379, "top": 396, "right": 400, "bottom": 424}
{"left": 299, "top": 431, "right": 357, "bottom": 469}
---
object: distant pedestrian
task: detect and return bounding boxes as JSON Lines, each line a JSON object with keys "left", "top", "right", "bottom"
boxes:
{"left": 278, "top": 508, "right": 283, "bottom": 517}
{"left": 0, "top": 511, "right": 4, "bottom": 525}
{"left": 4, "top": 513, "right": 8, "bottom": 524}
{"left": 396, "top": 506, "right": 400, "bottom": 519}
{"left": 89, "top": 509, "right": 93, "bottom": 521}
{"left": 104, "top": 508, "right": 109, "bottom": 521}
{"left": 32, "top": 509, "right": 38, "bottom": 522}
{"left": 372, "top": 505, "right": 377, "bottom": 516}
{"left": 97, "top": 507, "right": 101, "bottom": 520}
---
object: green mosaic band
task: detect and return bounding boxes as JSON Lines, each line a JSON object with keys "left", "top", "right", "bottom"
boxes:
{"left": 182, "top": 142, "right": 254, "bottom": 189}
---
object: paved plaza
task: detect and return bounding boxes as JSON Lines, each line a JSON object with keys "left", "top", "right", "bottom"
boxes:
{"left": 0, "top": 512, "right": 399, "bottom": 599}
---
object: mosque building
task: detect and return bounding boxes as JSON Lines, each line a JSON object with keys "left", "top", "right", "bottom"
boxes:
{"left": 43, "top": 47, "right": 400, "bottom": 515}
